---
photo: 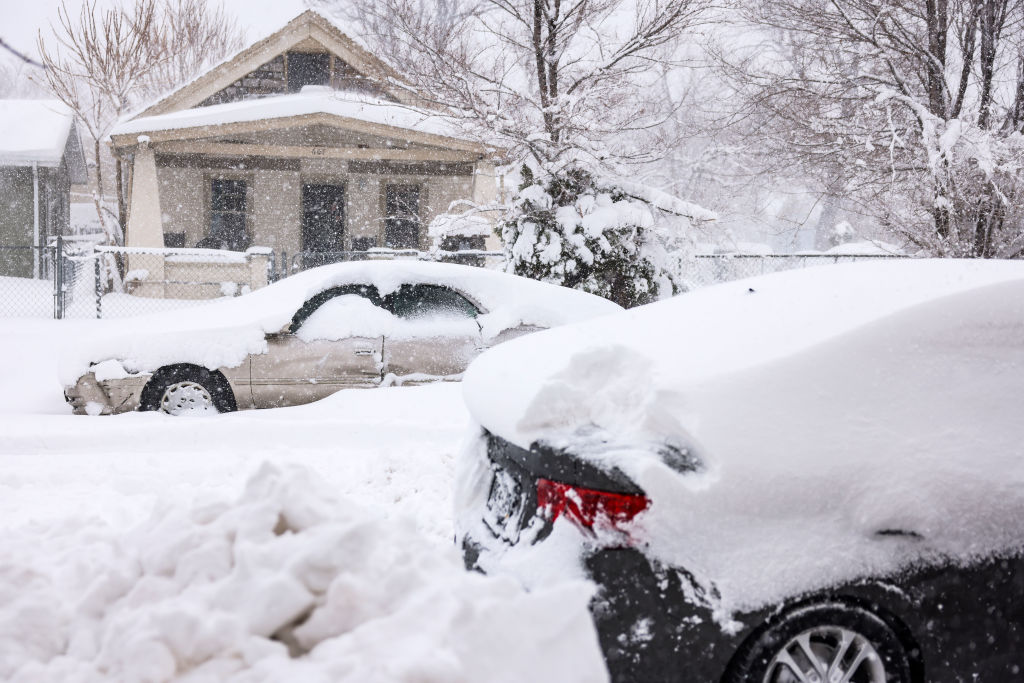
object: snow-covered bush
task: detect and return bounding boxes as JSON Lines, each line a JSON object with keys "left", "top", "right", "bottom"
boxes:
{"left": 501, "top": 167, "right": 684, "bottom": 308}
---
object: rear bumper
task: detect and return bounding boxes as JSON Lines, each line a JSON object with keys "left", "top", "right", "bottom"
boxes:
{"left": 463, "top": 532, "right": 744, "bottom": 682}
{"left": 64, "top": 372, "right": 151, "bottom": 415}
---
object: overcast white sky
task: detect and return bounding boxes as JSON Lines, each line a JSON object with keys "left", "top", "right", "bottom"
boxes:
{"left": 2, "top": 0, "right": 312, "bottom": 66}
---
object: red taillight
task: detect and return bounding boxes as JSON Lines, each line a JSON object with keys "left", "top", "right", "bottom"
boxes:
{"left": 536, "top": 478, "right": 649, "bottom": 542}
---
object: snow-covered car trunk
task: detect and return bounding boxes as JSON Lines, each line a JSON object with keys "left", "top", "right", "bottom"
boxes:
{"left": 457, "top": 259, "right": 1024, "bottom": 681}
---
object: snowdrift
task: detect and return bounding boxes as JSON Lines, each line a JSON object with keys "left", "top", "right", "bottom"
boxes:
{"left": 0, "top": 463, "right": 607, "bottom": 683}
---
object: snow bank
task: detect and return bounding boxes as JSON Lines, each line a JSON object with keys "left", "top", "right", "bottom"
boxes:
{"left": 0, "top": 463, "right": 607, "bottom": 683}
{"left": 59, "top": 260, "right": 621, "bottom": 386}
{"left": 462, "top": 259, "right": 1024, "bottom": 618}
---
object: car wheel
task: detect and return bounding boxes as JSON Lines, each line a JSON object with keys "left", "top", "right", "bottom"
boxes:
{"left": 140, "top": 365, "right": 236, "bottom": 415}
{"left": 727, "top": 602, "right": 913, "bottom": 683}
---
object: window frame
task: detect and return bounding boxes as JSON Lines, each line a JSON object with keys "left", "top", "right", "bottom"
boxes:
{"left": 206, "top": 176, "right": 251, "bottom": 251}
{"left": 288, "top": 284, "right": 384, "bottom": 334}
{"left": 381, "top": 283, "right": 482, "bottom": 320}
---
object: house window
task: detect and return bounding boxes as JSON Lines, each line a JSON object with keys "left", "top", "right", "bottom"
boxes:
{"left": 384, "top": 184, "right": 421, "bottom": 249}
{"left": 288, "top": 53, "right": 330, "bottom": 92}
{"left": 206, "top": 179, "right": 249, "bottom": 250}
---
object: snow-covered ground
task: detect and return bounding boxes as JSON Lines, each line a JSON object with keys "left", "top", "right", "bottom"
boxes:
{"left": 0, "top": 319, "right": 607, "bottom": 682}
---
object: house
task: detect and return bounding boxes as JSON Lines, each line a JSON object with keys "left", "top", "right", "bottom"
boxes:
{"left": 0, "top": 100, "right": 87, "bottom": 278}
{"left": 109, "top": 10, "right": 500, "bottom": 297}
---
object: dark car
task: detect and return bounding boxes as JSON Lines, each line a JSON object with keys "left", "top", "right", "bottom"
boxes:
{"left": 456, "top": 260, "right": 1024, "bottom": 682}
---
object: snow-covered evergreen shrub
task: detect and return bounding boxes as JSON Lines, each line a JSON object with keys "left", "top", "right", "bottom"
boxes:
{"left": 500, "top": 167, "right": 681, "bottom": 308}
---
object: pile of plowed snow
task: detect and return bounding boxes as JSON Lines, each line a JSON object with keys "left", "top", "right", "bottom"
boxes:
{"left": 1, "top": 464, "right": 607, "bottom": 683}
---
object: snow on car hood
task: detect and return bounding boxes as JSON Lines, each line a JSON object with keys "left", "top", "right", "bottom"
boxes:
{"left": 462, "top": 259, "right": 1024, "bottom": 617}
{"left": 60, "top": 261, "right": 620, "bottom": 386}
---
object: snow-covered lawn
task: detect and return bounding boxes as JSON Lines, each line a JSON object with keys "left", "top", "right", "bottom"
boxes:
{"left": 0, "top": 320, "right": 607, "bottom": 682}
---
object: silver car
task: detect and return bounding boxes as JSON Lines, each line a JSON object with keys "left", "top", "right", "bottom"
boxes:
{"left": 63, "top": 261, "right": 621, "bottom": 415}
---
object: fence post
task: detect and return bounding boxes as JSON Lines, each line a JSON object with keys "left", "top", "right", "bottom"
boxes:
{"left": 94, "top": 254, "right": 102, "bottom": 319}
{"left": 54, "top": 235, "right": 64, "bottom": 319}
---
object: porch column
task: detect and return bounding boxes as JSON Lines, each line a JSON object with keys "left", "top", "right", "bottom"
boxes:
{"left": 126, "top": 137, "right": 166, "bottom": 297}
{"left": 472, "top": 160, "right": 500, "bottom": 251}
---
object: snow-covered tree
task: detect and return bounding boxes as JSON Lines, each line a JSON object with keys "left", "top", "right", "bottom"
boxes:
{"left": 733, "top": 0, "right": 1024, "bottom": 258}
{"left": 325, "top": 0, "right": 715, "bottom": 304}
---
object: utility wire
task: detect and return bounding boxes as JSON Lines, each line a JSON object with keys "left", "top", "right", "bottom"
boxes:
{"left": 0, "top": 37, "right": 46, "bottom": 69}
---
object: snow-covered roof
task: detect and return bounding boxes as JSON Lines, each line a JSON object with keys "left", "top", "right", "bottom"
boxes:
{"left": 60, "top": 260, "right": 621, "bottom": 385}
{"left": 110, "top": 89, "right": 467, "bottom": 144}
{"left": 0, "top": 100, "right": 77, "bottom": 167}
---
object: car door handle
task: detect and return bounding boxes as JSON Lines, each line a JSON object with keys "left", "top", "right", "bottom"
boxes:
{"left": 354, "top": 349, "right": 375, "bottom": 356}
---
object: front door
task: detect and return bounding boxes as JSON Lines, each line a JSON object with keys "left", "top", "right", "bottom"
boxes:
{"left": 384, "top": 184, "right": 421, "bottom": 249}
{"left": 302, "top": 184, "right": 345, "bottom": 268}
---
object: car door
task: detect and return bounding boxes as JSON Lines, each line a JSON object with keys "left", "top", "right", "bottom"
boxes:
{"left": 249, "top": 285, "right": 385, "bottom": 408}
{"left": 380, "top": 284, "right": 483, "bottom": 384}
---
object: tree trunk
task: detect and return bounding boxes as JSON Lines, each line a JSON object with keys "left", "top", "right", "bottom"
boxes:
{"left": 115, "top": 155, "right": 126, "bottom": 240}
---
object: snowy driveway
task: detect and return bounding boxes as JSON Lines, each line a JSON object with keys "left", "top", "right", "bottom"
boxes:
{"left": 0, "top": 319, "right": 607, "bottom": 683}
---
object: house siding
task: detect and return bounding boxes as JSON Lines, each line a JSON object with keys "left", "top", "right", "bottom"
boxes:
{"left": 155, "top": 158, "right": 475, "bottom": 255}
{"left": 0, "top": 162, "right": 73, "bottom": 278}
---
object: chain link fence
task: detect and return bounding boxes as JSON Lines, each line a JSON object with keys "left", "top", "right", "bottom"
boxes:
{"left": 0, "top": 242, "right": 910, "bottom": 320}
{"left": 0, "top": 246, "right": 57, "bottom": 318}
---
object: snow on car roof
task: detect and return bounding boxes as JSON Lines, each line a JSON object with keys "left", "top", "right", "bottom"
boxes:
{"left": 462, "top": 259, "right": 1024, "bottom": 618}
{"left": 110, "top": 89, "right": 466, "bottom": 142}
{"left": 59, "top": 260, "right": 621, "bottom": 386}
{"left": 464, "top": 259, "right": 1024, "bottom": 448}
{"left": 0, "top": 100, "right": 75, "bottom": 167}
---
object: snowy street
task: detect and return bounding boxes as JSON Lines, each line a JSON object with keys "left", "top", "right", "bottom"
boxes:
{"left": 0, "top": 319, "right": 608, "bottom": 682}
{"left": 0, "top": 320, "right": 464, "bottom": 536}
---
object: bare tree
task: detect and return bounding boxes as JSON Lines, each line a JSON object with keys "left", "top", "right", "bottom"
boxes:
{"left": 36, "top": 0, "right": 244, "bottom": 242}
{"left": 330, "top": 0, "right": 712, "bottom": 169}
{"left": 730, "top": 0, "right": 1024, "bottom": 257}
{"left": 325, "top": 0, "right": 714, "bottom": 305}
{"left": 139, "top": 0, "right": 245, "bottom": 102}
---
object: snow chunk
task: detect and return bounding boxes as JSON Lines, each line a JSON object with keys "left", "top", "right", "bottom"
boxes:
{"left": 0, "top": 464, "right": 608, "bottom": 682}
{"left": 91, "top": 359, "right": 130, "bottom": 382}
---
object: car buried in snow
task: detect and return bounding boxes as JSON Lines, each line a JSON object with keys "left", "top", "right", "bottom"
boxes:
{"left": 62, "top": 261, "right": 621, "bottom": 415}
{"left": 457, "top": 259, "right": 1024, "bottom": 682}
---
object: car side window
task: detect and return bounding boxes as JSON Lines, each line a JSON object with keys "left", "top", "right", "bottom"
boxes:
{"left": 383, "top": 284, "right": 480, "bottom": 319}
{"left": 289, "top": 285, "right": 383, "bottom": 333}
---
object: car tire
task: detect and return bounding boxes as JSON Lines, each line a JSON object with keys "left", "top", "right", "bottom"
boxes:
{"left": 139, "top": 364, "right": 237, "bottom": 415}
{"left": 725, "top": 601, "right": 913, "bottom": 683}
